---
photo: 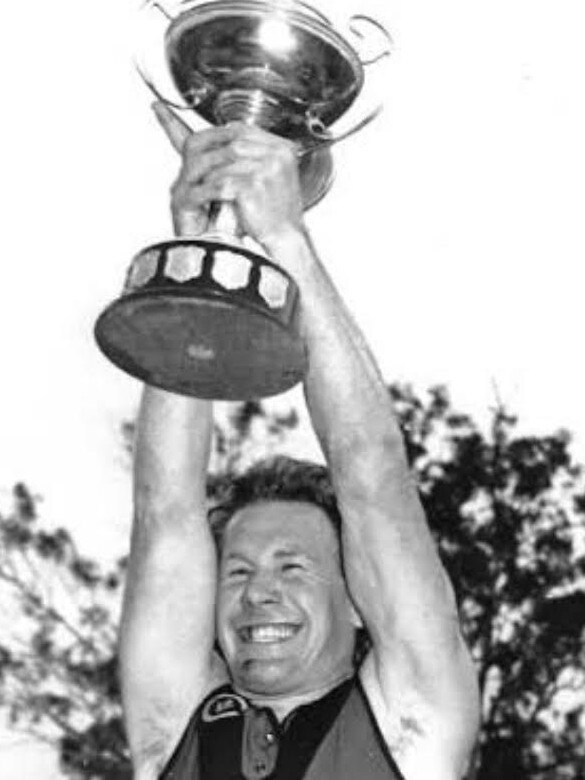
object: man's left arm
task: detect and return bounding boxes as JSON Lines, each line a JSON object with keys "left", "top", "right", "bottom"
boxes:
{"left": 263, "top": 227, "right": 480, "bottom": 779}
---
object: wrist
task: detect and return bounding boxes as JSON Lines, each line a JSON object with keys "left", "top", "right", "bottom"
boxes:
{"left": 141, "top": 383, "right": 213, "bottom": 412}
{"left": 261, "top": 224, "right": 316, "bottom": 279}
{"left": 261, "top": 222, "right": 304, "bottom": 247}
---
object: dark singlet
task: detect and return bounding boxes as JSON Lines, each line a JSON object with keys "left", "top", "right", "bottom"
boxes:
{"left": 160, "top": 676, "right": 406, "bottom": 780}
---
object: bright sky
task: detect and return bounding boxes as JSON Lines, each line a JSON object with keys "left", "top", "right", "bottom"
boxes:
{"left": 1, "top": 0, "right": 584, "bottom": 775}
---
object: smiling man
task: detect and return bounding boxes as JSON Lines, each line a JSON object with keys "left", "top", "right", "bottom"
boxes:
{"left": 118, "top": 104, "right": 480, "bottom": 780}
{"left": 216, "top": 496, "right": 356, "bottom": 707}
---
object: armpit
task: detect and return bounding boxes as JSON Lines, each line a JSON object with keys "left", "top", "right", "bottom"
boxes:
{"left": 358, "top": 655, "right": 440, "bottom": 760}
{"left": 360, "top": 657, "right": 475, "bottom": 780}
{"left": 386, "top": 714, "right": 426, "bottom": 758}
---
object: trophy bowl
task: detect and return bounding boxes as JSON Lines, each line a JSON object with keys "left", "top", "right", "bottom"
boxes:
{"left": 95, "top": 0, "right": 384, "bottom": 400}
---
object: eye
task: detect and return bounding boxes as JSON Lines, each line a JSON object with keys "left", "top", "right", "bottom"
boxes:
{"left": 225, "top": 565, "right": 251, "bottom": 580}
{"left": 281, "top": 561, "right": 303, "bottom": 574}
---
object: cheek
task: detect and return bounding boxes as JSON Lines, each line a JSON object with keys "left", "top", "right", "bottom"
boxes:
{"left": 325, "top": 582, "right": 354, "bottom": 627}
{"left": 215, "top": 586, "right": 238, "bottom": 632}
{"left": 215, "top": 597, "right": 240, "bottom": 659}
{"left": 297, "top": 579, "right": 339, "bottom": 620}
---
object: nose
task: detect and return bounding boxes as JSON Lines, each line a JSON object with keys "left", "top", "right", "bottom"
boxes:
{"left": 242, "top": 570, "right": 282, "bottom": 607}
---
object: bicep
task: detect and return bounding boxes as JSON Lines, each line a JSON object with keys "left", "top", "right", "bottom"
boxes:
{"left": 336, "top": 454, "right": 480, "bottom": 768}
{"left": 119, "top": 517, "right": 223, "bottom": 770}
{"left": 338, "top": 455, "right": 456, "bottom": 651}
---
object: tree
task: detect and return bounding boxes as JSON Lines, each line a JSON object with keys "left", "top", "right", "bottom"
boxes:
{"left": 388, "top": 385, "right": 585, "bottom": 779}
{"left": 0, "top": 483, "right": 130, "bottom": 778}
{"left": 1, "top": 389, "right": 584, "bottom": 778}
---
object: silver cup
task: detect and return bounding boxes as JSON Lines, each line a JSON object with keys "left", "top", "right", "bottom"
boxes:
{"left": 95, "top": 0, "right": 391, "bottom": 399}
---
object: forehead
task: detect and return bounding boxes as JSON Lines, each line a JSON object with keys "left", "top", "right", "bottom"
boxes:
{"left": 222, "top": 500, "right": 338, "bottom": 561}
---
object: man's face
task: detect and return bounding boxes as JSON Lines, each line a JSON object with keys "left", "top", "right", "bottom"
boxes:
{"left": 216, "top": 500, "right": 358, "bottom": 698}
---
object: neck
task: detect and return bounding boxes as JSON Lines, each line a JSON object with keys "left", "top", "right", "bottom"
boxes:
{"left": 235, "top": 669, "right": 354, "bottom": 722}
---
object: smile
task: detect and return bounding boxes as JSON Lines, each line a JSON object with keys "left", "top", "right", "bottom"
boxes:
{"left": 238, "top": 623, "right": 301, "bottom": 643}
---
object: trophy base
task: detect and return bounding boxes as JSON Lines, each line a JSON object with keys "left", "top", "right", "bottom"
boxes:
{"left": 95, "top": 239, "right": 307, "bottom": 400}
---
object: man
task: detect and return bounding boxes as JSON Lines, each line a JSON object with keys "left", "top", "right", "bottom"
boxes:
{"left": 119, "top": 102, "right": 480, "bottom": 780}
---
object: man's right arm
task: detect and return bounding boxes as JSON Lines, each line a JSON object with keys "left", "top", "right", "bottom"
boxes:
{"left": 119, "top": 389, "right": 223, "bottom": 778}
{"left": 119, "top": 107, "right": 231, "bottom": 777}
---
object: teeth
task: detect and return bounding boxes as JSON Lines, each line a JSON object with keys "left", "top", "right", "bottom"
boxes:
{"left": 242, "top": 624, "right": 297, "bottom": 643}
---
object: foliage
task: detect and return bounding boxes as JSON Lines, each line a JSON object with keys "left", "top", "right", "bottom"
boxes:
{"left": 389, "top": 385, "right": 585, "bottom": 779}
{"left": 0, "top": 484, "right": 131, "bottom": 777}
{"left": 1, "top": 390, "right": 584, "bottom": 778}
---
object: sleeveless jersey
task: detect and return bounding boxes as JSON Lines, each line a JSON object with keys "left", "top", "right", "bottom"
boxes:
{"left": 160, "top": 676, "right": 405, "bottom": 780}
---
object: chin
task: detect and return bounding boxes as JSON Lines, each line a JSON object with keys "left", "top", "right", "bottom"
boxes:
{"left": 234, "top": 659, "right": 299, "bottom": 696}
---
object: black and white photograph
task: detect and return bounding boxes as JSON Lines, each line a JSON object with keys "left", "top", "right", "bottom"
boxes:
{"left": 0, "top": 0, "right": 583, "bottom": 778}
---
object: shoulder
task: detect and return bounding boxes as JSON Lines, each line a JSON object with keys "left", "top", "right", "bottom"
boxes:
{"left": 159, "top": 680, "right": 253, "bottom": 780}
{"left": 358, "top": 652, "right": 479, "bottom": 780}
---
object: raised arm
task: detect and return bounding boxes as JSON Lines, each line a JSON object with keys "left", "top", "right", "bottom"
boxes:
{"left": 263, "top": 229, "right": 480, "bottom": 777}
{"left": 119, "top": 111, "right": 228, "bottom": 778}
{"left": 119, "top": 390, "right": 220, "bottom": 778}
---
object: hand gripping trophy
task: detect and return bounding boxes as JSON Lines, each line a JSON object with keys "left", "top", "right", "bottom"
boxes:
{"left": 95, "top": 0, "right": 391, "bottom": 400}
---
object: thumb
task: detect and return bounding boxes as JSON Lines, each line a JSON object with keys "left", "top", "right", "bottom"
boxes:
{"left": 152, "top": 101, "right": 192, "bottom": 152}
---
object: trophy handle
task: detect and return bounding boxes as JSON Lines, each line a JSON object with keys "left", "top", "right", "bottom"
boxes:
{"left": 347, "top": 15, "right": 393, "bottom": 66}
{"left": 135, "top": 60, "right": 207, "bottom": 112}
{"left": 135, "top": 0, "right": 213, "bottom": 112}
{"left": 134, "top": 59, "right": 240, "bottom": 236}
{"left": 301, "top": 107, "right": 382, "bottom": 155}
{"left": 301, "top": 13, "right": 393, "bottom": 154}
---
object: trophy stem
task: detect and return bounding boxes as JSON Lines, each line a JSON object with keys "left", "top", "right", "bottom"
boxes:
{"left": 206, "top": 201, "right": 240, "bottom": 237}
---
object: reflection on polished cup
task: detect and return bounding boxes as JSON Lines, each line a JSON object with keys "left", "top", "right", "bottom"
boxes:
{"left": 95, "top": 0, "right": 392, "bottom": 400}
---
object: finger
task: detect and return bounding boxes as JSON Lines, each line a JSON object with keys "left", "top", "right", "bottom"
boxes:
{"left": 225, "top": 122, "right": 293, "bottom": 150}
{"left": 205, "top": 159, "right": 298, "bottom": 199}
{"left": 181, "top": 122, "right": 245, "bottom": 156}
{"left": 228, "top": 138, "right": 293, "bottom": 161}
{"left": 151, "top": 101, "right": 192, "bottom": 152}
{"left": 181, "top": 136, "right": 295, "bottom": 184}
{"left": 173, "top": 163, "right": 261, "bottom": 206}
{"left": 204, "top": 160, "right": 261, "bottom": 191}
{"left": 171, "top": 177, "right": 228, "bottom": 211}
{"left": 181, "top": 145, "right": 238, "bottom": 185}
{"left": 173, "top": 209, "right": 208, "bottom": 237}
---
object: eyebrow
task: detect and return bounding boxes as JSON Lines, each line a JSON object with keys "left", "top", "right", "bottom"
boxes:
{"left": 224, "top": 552, "right": 253, "bottom": 564}
{"left": 224, "top": 548, "right": 311, "bottom": 563}
{"left": 274, "top": 548, "right": 309, "bottom": 560}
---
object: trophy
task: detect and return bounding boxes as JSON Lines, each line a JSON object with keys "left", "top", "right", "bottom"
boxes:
{"left": 95, "top": 0, "right": 391, "bottom": 399}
